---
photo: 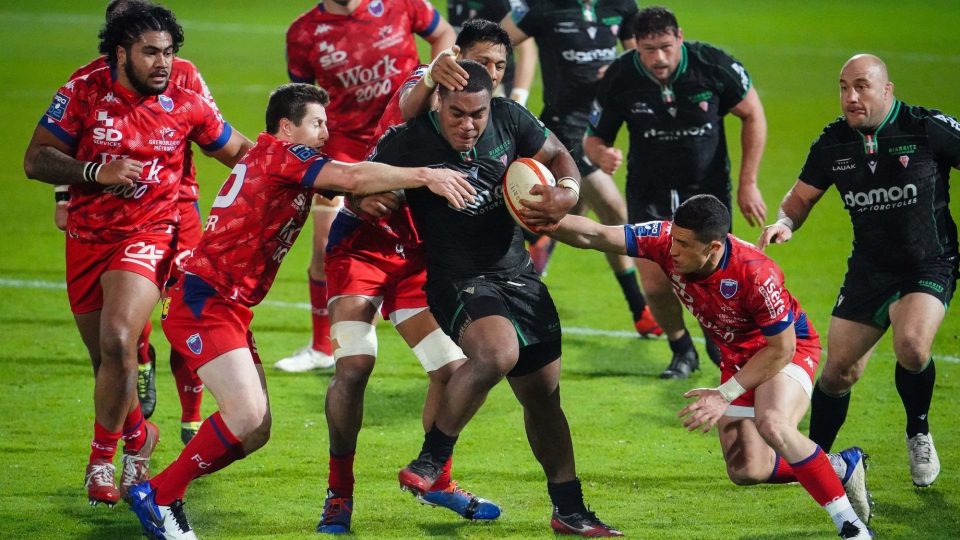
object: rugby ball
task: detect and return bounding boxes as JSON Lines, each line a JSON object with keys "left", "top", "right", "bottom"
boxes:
{"left": 503, "top": 157, "right": 556, "bottom": 233}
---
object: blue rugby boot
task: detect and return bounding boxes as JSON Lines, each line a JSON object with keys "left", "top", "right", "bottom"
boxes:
{"left": 316, "top": 490, "right": 353, "bottom": 534}
{"left": 418, "top": 480, "right": 501, "bottom": 520}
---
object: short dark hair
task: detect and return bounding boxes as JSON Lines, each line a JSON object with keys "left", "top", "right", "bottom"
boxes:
{"left": 672, "top": 195, "right": 731, "bottom": 243}
{"left": 265, "top": 83, "right": 330, "bottom": 134}
{"left": 98, "top": 2, "right": 184, "bottom": 67}
{"left": 105, "top": 0, "right": 145, "bottom": 20}
{"left": 632, "top": 6, "right": 679, "bottom": 40}
{"left": 456, "top": 19, "right": 512, "bottom": 58}
{"left": 438, "top": 60, "right": 493, "bottom": 99}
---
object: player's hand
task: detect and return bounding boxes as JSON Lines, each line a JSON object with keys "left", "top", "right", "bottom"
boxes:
{"left": 430, "top": 46, "right": 468, "bottom": 91}
{"left": 423, "top": 167, "right": 475, "bottom": 209}
{"left": 737, "top": 183, "right": 767, "bottom": 227}
{"left": 97, "top": 157, "right": 143, "bottom": 186}
{"left": 678, "top": 388, "right": 728, "bottom": 433}
{"left": 54, "top": 203, "right": 68, "bottom": 231}
{"left": 756, "top": 223, "right": 792, "bottom": 250}
{"left": 356, "top": 192, "right": 402, "bottom": 218}
{"left": 597, "top": 147, "right": 623, "bottom": 175}
{"left": 518, "top": 184, "right": 579, "bottom": 233}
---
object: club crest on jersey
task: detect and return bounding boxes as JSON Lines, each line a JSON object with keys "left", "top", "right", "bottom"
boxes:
{"left": 288, "top": 144, "right": 318, "bottom": 162}
{"left": 699, "top": 101, "right": 709, "bottom": 112}
{"left": 186, "top": 333, "right": 203, "bottom": 355}
{"left": 46, "top": 92, "right": 70, "bottom": 121}
{"left": 720, "top": 278, "right": 738, "bottom": 299}
{"left": 368, "top": 0, "right": 384, "bottom": 17}
{"left": 158, "top": 94, "right": 174, "bottom": 112}
{"left": 900, "top": 155, "right": 910, "bottom": 168}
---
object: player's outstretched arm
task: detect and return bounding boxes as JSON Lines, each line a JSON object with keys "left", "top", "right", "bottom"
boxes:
{"left": 730, "top": 86, "right": 768, "bottom": 227}
{"left": 550, "top": 215, "right": 628, "bottom": 255}
{"left": 679, "top": 325, "right": 796, "bottom": 433}
{"left": 313, "top": 161, "right": 475, "bottom": 209}
{"left": 24, "top": 125, "right": 141, "bottom": 186}
{"left": 757, "top": 180, "right": 826, "bottom": 250}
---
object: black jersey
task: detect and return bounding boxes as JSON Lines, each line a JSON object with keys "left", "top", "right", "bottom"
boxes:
{"left": 588, "top": 42, "right": 751, "bottom": 196}
{"left": 513, "top": 0, "right": 636, "bottom": 115}
{"left": 799, "top": 100, "right": 960, "bottom": 268}
{"left": 368, "top": 97, "right": 549, "bottom": 279}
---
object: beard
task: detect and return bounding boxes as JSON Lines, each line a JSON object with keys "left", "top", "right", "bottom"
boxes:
{"left": 125, "top": 60, "right": 169, "bottom": 96}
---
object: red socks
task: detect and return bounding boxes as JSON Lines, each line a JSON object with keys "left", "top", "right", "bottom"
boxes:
{"left": 790, "top": 447, "right": 846, "bottom": 506}
{"left": 327, "top": 452, "right": 356, "bottom": 498}
{"left": 767, "top": 454, "right": 796, "bottom": 484}
{"left": 151, "top": 412, "right": 244, "bottom": 505}
{"left": 90, "top": 421, "right": 120, "bottom": 463}
{"left": 310, "top": 279, "right": 332, "bottom": 355}
{"left": 121, "top": 404, "right": 148, "bottom": 454}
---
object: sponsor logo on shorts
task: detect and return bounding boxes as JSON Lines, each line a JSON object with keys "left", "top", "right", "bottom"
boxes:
{"left": 46, "top": 92, "right": 69, "bottom": 121}
{"left": 720, "top": 278, "right": 738, "bottom": 299}
{"left": 121, "top": 241, "right": 166, "bottom": 272}
{"left": 186, "top": 333, "right": 203, "bottom": 355}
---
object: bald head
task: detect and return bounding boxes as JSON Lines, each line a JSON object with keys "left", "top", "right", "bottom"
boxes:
{"left": 839, "top": 53, "right": 894, "bottom": 130}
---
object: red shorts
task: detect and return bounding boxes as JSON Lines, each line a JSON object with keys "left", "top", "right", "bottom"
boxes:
{"left": 326, "top": 240, "right": 428, "bottom": 319}
{"left": 161, "top": 274, "right": 262, "bottom": 372}
{"left": 722, "top": 338, "right": 821, "bottom": 411}
{"left": 66, "top": 230, "right": 175, "bottom": 315}
{"left": 177, "top": 200, "right": 203, "bottom": 251}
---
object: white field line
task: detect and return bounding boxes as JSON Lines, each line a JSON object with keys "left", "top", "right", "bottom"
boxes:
{"left": 2, "top": 277, "right": 957, "bottom": 364}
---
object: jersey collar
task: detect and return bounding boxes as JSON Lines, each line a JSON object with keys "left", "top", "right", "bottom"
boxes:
{"left": 855, "top": 99, "right": 900, "bottom": 155}
{"left": 633, "top": 43, "right": 688, "bottom": 103}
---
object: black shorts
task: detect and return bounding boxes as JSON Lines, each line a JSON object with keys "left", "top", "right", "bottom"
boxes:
{"left": 542, "top": 109, "right": 598, "bottom": 179}
{"left": 425, "top": 263, "right": 562, "bottom": 377}
{"left": 626, "top": 184, "right": 732, "bottom": 226}
{"left": 833, "top": 255, "right": 957, "bottom": 329}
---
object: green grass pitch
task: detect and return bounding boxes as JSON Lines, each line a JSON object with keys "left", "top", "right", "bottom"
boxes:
{"left": 1, "top": 1, "right": 959, "bottom": 538}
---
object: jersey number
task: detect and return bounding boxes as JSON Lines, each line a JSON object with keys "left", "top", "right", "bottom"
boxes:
{"left": 212, "top": 163, "right": 247, "bottom": 208}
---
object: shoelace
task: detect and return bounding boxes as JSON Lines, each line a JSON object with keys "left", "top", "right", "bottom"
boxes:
{"left": 322, "top": 498, "right": 351, "bottom": 524}
{"left": 169, "top": 500, "right": 193, "bottom": 533}
{"left": 121, "top": 455, "right": 148, "bottom": 487}
{"left": 86, "top": 463, "right": 116, "bottom": 487}
{"left": 910, "top": 437, "right": 932, "bottom": 463}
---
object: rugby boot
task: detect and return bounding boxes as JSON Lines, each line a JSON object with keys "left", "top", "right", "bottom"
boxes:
{"left": 316, "top": 490, "right": 353, "bottom": 534}
{"left": 85, "top": 459, "right": 121, "bottom": 507}
{"left": 128, "top": 481, "right": 197, "bottom": 540}
{"left": 138, "top": 344, "right": 158, "bottom": 419}
{"left": 274, "top": 346, "right": 335, "bottom": 372}
{"left": 418, "top": 480, "right": 501, "bottom": 520}
{"left": 907, "top": 432, "right": 940, "bottom": 487}
{"left": 633, "top": 306, "right": 663, "bottom": 337}
{"left": 180, "top": 421, "right": 201, "bottom": 446}
{"left": 550, "top": 507, "right": 623, "bottom": 537}
{"left": 398, "top": 452, "right": 444, "bottom": 495}
{"left": 120, "top": 420, "right": 159, "bottom": 501}
{"left": 659, "top": 349, "right": 699, "bottom": 379}
{"left": 837, "top": 446, "right": 873, "bottom": 523}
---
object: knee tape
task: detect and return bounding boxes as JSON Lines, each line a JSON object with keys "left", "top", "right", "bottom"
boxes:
{"left": 331, "top": 321, "right": 378, "bottom": 360}
{"left": 412, "top": 328, "right": 464, "bottom": 372}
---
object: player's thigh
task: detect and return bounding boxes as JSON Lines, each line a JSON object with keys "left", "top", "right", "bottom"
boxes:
{"left": 889, "top": 291, "right": 946, "bottom": 367}
{"left": 718, "top": 415, "right": 768, "bottom": 467}
{"left": 197, "top": 347, "right": 268, "bottom": 421}
{"left": 74, "top": 310, "right": 103, "bottom": 367}
{"left": 823, "top": 316, "right": 884, "bottom": 387}
{"left": 329, "top": 295, "right": 380, "bottom": 326}
{"left": 99, "top": 270, "right": 161, "bottom": 350}
{"left": 753, "top": 372, "right": 811, "bottom": 430}
{"left": 580, "top": 169, "right": 627, "bottom": 225}
{"left": 507, "top": 356, "right": 562, "bottom": 410}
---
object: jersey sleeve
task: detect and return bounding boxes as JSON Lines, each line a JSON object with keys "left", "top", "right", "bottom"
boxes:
{"left": 512, "top": 0, "right": 540, "bottom": 36}
{"left": 186, "top": 93, "right": 232, "bottom": 152}
{"left": 38, "top": 77, "right": 91, "bottom": 148}
{"left": 926, "top": 109, "right": 960, "bottom": 167}
{"left": 282, "top": 144, "right": 331, "bottom": 188}
{"left": 285, "top": 20, "right": 315, "bottom": 83}
{"left": 623, "top": 221, "right": 671, "bottom": 261}
{"left": 797, "top": 132, "right": 834, "bottom": 190}
{"left": 407, "top": 0, "right": 441, "bottom": 37}
{"left": 707, "top": 47, "right": 752, "bottom": 113}
{"left": 586, "top": 57, "right": 626, "bottom": 143}
{"left": 178, "top": 59, "right": 221, "bottom": 115}
{"left": 745, "top": 262, "right": 795, "bottom": 337}
{"left": 508, "top": 99, "right": 550, "bottom": 157}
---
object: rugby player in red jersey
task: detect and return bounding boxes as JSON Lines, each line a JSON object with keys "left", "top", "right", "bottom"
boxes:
{"left": 316, "top": 19, "right": 509, "bottom": 533}
{"left": 550, "top": 195, "right": 874, "bottom": 539}
{"left": 23, "top": 3, "right": 253, "bottom": 508}
{"left": 278, "top": 0, "right": 456, "bottom": 372}
{"left": 125, "top": 82, "right": 473, "bottom": 539}
{"left": 57, "top": 0, "right": 215, "bottom": 442}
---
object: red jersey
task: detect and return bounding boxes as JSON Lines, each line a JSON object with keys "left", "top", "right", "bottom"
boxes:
{"left": 625, "top": 221, "right": 819, "bottom": 367}
{"left": 70, "top": 56, "right": 220, "bottom": 203}
{"left": 40, "top": 67, "right": 230, "bottom": 242}
{"left": 286, "top": 0, "right": 440, "bottom": 160}
{"left": 183, "top": 132, "right": 330, "bottom": 307}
